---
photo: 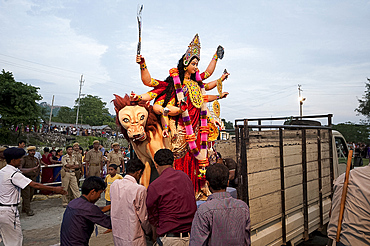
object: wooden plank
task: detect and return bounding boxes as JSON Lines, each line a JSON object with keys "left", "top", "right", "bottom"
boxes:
{"left": 248, "top": 169, "right": 281, "bottom": 198}
{"left": 249, "top": 191, "right": 281, "bottom": 226}
{"left": 285, "top": 184, "right": 303, "bottom": 211}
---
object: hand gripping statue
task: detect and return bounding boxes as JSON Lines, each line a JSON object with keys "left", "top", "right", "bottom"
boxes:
{"left": 113, "top": 34, "right": 229, "bottom": 191}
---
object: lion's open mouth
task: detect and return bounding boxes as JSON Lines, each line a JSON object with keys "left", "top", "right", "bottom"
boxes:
{"left": 132, "top": 133, "right": 146, "bottom": 142}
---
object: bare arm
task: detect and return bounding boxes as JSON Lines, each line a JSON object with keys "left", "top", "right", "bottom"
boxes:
{"left": 49, "top": 155, "right": 61, "bottom": 164}
{"left": 203, "top": 46, "right": 224, "bottom": 79}
{"left": 29, "top": 181, "right": 67, "bottom": 195}
{"left": 136, "top": 55, "right": 152, "bottom": 86}
{"left": 100, "top": 205, "right": 111, "bottom": 213}
{"left": 19, "top": 158, "right": 39, "bottom": 174}
{"left": 208, "top": 92, "right": 229, "bottom": 102}
{"left": 20, "top": 165, "right": 39, "bottom": 175}
{"left": 40, "top": 159, "right": 47, "bottom": 166}
{"left": 130, "top": 92, "right": 153, "bottom": 102}
{"left": 205, "top": 72, "right": 229, "bottom": 91}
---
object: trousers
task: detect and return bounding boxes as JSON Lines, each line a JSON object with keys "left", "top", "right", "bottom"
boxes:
{"left": 89, "top": 165, "right": 101, "bottom": 177}
{"left": 61, "top": 172, "right": 80, "bottom": 206}
{"left": 0, "top": 207, "right": 22, "bottom": 246}
{"left": 154, "top": 235, "right": 190, "bottom": 246}
{"left": 21, "top": 176, "right": 36, "bottom": 213}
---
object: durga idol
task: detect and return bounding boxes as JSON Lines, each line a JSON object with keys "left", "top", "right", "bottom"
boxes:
{"left": 130, "top": 34, "right": 229, "bottom": 191}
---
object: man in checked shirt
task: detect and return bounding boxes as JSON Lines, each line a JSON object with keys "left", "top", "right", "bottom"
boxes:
{"left": 190, "top": 163, "right": 251, "bottom": 246}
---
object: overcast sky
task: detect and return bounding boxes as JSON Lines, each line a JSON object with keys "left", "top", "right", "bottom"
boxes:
{"left": 1, "top": 0, "right": 370, "bottom": 124}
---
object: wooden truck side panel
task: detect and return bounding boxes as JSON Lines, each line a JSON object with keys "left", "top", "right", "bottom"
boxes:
{"left": 216, "top": 129, "right": 334, "bottom": 245}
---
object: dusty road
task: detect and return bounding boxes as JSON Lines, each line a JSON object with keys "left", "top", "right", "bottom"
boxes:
{"left": 18, "top": 194, "right": 114, "bottom": 246}
{"left": 1, "top": 194, "right": 329, "bottom": 246}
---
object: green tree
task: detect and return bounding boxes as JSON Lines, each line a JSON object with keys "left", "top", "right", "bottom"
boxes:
{"left": 74, "top": 95, "right": 114, "bottom": 126}
{"left": 52, "top": 106, "right": 75, "bottom": 123}
{"left": 355, "top": 78, "right": 370, "bottom": 119}
{"left": 0, "top": 70, "right": 43, "bottom": 127}
{"left": 333, "top": 122, "right": 370, "bottom": 143}
{"left": 222, "top": 119, "right": 234, "bottom": 129}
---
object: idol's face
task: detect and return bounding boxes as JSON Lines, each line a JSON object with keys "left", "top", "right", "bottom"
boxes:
{"left": 186, "top": 58, "right": 199, "bottom": 74}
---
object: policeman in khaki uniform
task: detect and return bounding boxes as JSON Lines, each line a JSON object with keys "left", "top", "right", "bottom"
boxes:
{"left": 72, "top": 142, "right": 83, "bottom": 183}
{"left": 61, "top": 146, "right": 81, "bottom": 207}
{"left": 0, "top": 148, "right": 66, "bottom": 246}
{"left": 0, "top": 146, "right": 7, "bottom": 170}
{"left": 20, "top": 146, "right": 40, "bottom": 216}
{"left": 85, "top": 140, "right": 103, "bottom": 177}
{"left": 107, "top": 142, "right": 124, "bottom": 174}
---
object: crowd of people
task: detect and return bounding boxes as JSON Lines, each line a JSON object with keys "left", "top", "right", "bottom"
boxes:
{"left": 0, "top": 143, "right": 251, "bottom": 246}
{"left": 12, "top": 123, "right": 119, "bottom": 138}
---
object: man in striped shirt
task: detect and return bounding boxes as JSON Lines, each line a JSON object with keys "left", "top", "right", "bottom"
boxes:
{"left": 190, "top": 163, "right": 251, "bottom": 246}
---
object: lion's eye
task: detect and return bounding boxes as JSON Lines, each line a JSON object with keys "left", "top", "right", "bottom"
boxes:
{"left": 123, "top": 118, "right": 129, "bottom": 123}
{"left": 140, "top": 115, "right": 145, "bottom": 120}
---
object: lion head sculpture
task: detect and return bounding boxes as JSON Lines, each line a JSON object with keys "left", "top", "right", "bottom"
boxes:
{"left": 113, "top": 94, "right": 160, "bottom": 144}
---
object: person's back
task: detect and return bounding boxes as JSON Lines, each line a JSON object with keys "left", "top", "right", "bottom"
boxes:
{"left": 192, "top": 193, "right": 250, "bottom": 245}
{"left": 147, "top": 149, "right": 196, "bottom": 246}
{"left": 327, "top": 165, "right": 370, "bottom": 245}
{"left": 60, "top": 176, "right": 111, "bottom": 246}
{"left": 110, "top": 159, "right": 150, "bottom": 246}
{"left": 148, "top": 167, "right": 196, "bottom": 235}
{"left": 190, "top": 163, "right": 250, "bottom": 246}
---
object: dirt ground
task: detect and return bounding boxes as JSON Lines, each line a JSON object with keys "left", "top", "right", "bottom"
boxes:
{"left": 19, "top": 194, "right": 114, "bottom": 246}
{"left": 7, "top": 193, "right": 328, "bottom": 246}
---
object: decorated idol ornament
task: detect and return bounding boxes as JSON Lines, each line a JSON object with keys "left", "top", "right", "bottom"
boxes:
{"left": 183, "top": 34, "right": 201, "bottom": 66}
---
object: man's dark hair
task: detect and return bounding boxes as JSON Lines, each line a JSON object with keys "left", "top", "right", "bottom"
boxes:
{"left": 206, "top": 163, "right": 229, "bottom": 191}
{"left": 81, "top": 176, "right": 106, "bottom": 195}
{"left": 43, "top": 147, "right": 50, "bottom": 152}
{"left": 4, "top": 147, "right": 26, "bottom": 164}
{"left": 109, "top": 164, "right": 118, "bottom": 170}
{"left": 215, "top": 152, "right": 222, "bottom": 160}
{"left": 79, "top": 146, "right": 83, "bottom": 151}
{"left": 18, "top": 140, "right": 26, "bottom": 145}
{"left": 154, "top": 149, "right": 174, "bottom": 166}
{"left": 89, "top": 145, "right": 93, "bottom": 150}
{"left": 66, "top": 146, "right": 72, "bottom": 150}
{"left": 126, "top": 159, "right": 145, "bottom": 174}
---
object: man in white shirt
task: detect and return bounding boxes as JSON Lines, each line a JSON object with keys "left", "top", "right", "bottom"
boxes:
{"left": 110, "top": 159, "right": 151, "bottom": 245}
{"left": 0, "top": 148, "right": 66, "bottom": 246}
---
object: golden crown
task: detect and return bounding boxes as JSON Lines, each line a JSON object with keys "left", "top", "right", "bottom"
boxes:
{"left": 183, "top": 34, "right": 201, "bottom": 66}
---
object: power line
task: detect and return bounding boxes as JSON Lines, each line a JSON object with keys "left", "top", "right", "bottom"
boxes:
{"left": 0, "top": 53, "right": 81, "bottom": 75}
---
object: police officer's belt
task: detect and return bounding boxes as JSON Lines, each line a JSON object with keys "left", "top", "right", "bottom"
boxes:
{"left": 0, "top": 203, "right": 19, "bottom": 206}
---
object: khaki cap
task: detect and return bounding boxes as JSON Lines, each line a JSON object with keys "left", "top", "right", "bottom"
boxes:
{"left": 93, "top": 140, "right": 100, "bottom": 144}
{"left": 73, "top": 142, "right": 79, "bottom": 146}
{"left": 27, "top": 146, "right": 36, "bottom": 151}
{"left": 112, "top": 142, "right": 119, "bottom": 147}
{"left": 0, "top": 146, "right": 7, "bottom": 152}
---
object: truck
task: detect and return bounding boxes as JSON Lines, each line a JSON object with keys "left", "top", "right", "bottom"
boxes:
{"left": 215, "top": 114, "right": 349, "bottom": 246}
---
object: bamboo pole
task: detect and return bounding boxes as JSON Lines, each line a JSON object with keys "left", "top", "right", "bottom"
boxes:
{"left": 336, "top": 149, "right": 353, "bottom": 242}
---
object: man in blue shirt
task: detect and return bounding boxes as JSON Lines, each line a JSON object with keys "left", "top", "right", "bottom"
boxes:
{"left": 60, "top": 176, "right": 112, "bottom": 246}
{"left": 190, "top": 163, "right": 251, "bottom": 246}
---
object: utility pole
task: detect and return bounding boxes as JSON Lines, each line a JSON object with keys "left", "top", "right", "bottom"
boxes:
{"left": 75, "top": 75, "right": 84, "bottom": 127}
{"left": 298, "top": 84, "right": 306, "bottom": 119}
{"left": 48, "top": 95, "right": 55, "bottom": 129}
